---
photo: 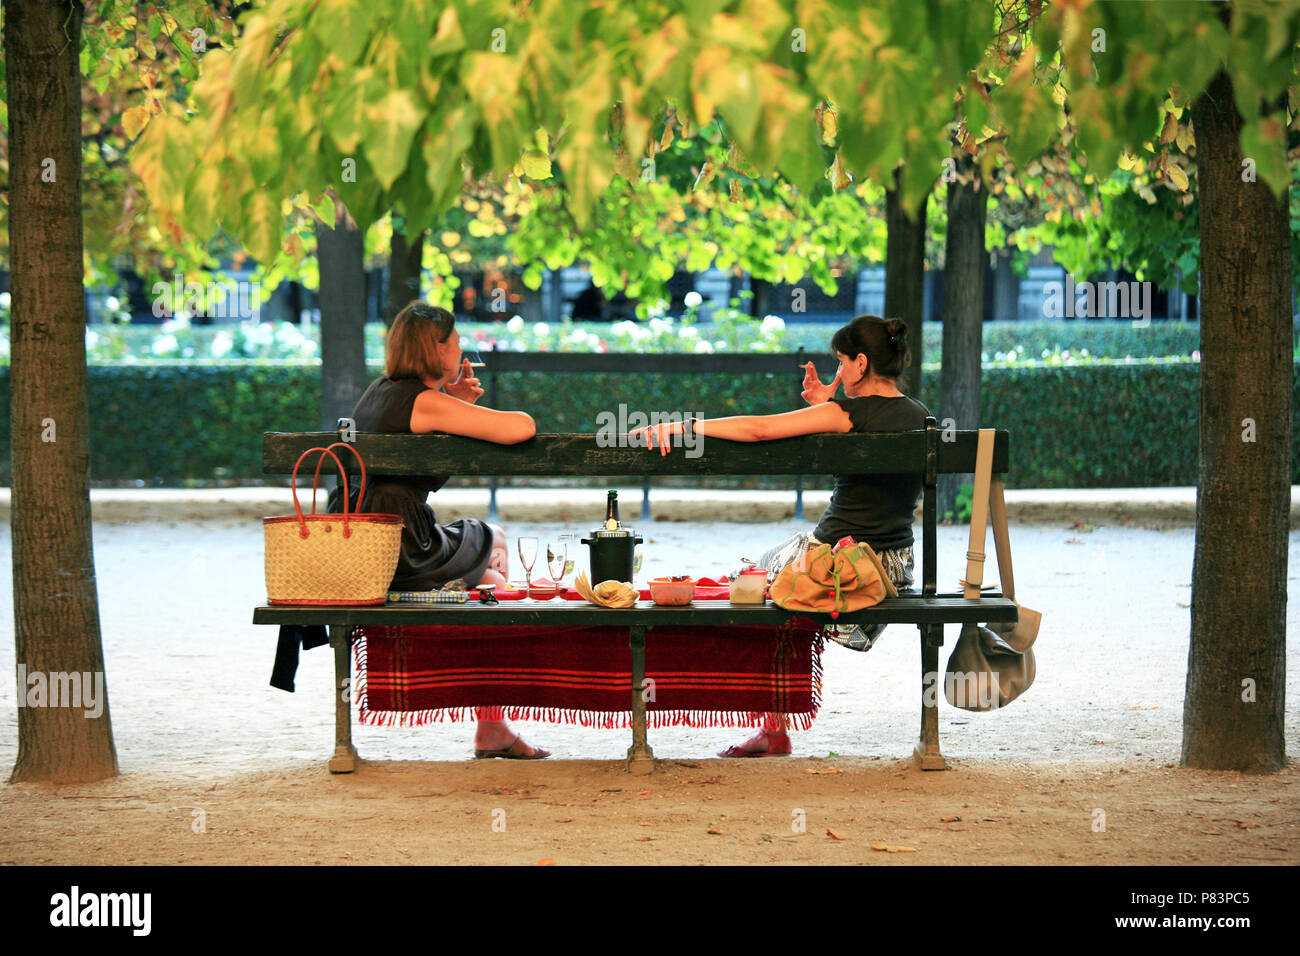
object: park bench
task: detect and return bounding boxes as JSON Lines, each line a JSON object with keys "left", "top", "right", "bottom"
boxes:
{"left": 253, "top": 419, "right": 1017, "bottom": 773}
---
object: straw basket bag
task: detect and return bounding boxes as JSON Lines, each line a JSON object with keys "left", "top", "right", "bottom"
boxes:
{"left": 263, "top": 442, "right": 403, "bottom": 605}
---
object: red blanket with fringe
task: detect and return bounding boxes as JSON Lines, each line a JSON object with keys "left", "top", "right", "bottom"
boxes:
{"left": 354, "top": 619, "right": 824, "bottom": 730}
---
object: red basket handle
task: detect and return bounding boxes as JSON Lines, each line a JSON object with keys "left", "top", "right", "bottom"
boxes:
{"left": 289, "top": 446, "right": 351, "bottom": 539}
{"left": 310, "top": 441, "right": 368, "bottom": 515}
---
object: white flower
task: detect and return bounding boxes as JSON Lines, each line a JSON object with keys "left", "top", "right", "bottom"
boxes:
{"left": 713, "top": 339, "right": 726, "bottom": 350}
{"left": 646, "top": 300, "right": 668, "bottom": 319}
{"left": 648, "top": 317, "right": 672, "bottom": 335}
{"left": 152, "top": 334, "right": 179, "bottom": 356}
{"left": 211, "top": 331, "right": 234, "bottom": 358}
{"left": 506, "top": 315, "right": 525, "bottom": 333}
{"left": 760, "top": 314, "right": 785, "bottom": 334}
{"left": 610, "top": 320, "right": 638, "bottom": 338}
{"left": 534, "top": 322, "right": 550, "bottom": 337}
{"left": 693, "top": 340, "right": 714, "bottom": 353}
{"left": 680, "top": 326, "right": 699, "bottom": 339}
{"left": 105, "top": 296, "right": 120, "bottom": 312}
{"left": 0, "top": 292, "right": 11, "bottom": 310}
{"left": 684, "top": 291, "right": 703, "bottom": 308}
{"left": 86, "top": 329, "right": 101, "bottom": 349}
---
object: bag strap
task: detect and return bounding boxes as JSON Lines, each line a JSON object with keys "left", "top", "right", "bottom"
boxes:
{"left": 989, "top": 476, "right": 1016, "bottom": 602}
{"left": 961, "top": 428, "right": 995, "bottom": 599}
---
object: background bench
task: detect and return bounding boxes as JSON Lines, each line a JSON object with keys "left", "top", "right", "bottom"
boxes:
{"left": 254, "top": 419, "right": 1016, "bottom": 772}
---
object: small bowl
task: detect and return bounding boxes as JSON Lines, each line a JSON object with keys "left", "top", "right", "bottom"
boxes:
{"left": 528, "top": 584, "right": 561, "bottom": 601}
{"left": 649, "top": 577, "right": 695, "bottom": 606}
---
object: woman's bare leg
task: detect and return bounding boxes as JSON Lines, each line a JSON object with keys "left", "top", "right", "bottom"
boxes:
{"left": 474, "top": 524, "right": 548, "bottom": 756}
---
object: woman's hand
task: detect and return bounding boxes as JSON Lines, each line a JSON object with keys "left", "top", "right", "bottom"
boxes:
{"left": 629, "top": 421, "right": 686, "bottom": 457}
{"left": 801, "top": 362, "right": 841, "bottom": 404}
{"left": 443, "top": 359, "right": 483, "bottom": 404}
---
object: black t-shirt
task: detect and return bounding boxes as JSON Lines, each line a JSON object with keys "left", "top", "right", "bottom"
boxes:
{"left": 334, "top": 375, "right": 448, "bottom": 499}
{"left": 811, "top": 394, "right": 932, "bottom": 552}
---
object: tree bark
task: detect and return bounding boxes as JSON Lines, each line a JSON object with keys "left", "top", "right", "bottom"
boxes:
{"left": 938, "top": 163, "right": 989, "bottom": 520}
{"left": 1182, "top": 68, "right": 1290, "bottom": 771}
{"left": 6, "top": 0, "right": 119, "bottom": 783}
{"left": 385, "top": 226, "right": 425, "bottom": 326}
{"left": 316, "top": 205, "right": 370, "bottom": 432}
{"left": 885, "top": 171, "right": 928, "bottom": 398}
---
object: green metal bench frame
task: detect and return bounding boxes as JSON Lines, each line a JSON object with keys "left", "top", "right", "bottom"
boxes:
{"left": 253, "top": 418, "right": 1016, "bottom": 773}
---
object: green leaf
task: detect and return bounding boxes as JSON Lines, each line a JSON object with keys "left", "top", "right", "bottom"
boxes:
{"left": 242, "top": 190, "right": 283, "bottom": 265}
{"left": 315, "top": 0, "right": 375, "bottom": 66}
{"left": 363, "top": 89, "right": 427, "bottom": 190}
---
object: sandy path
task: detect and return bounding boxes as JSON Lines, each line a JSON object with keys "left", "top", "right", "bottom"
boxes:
{"left": 0, "top": 517, "right": 1297, "bottom": 864}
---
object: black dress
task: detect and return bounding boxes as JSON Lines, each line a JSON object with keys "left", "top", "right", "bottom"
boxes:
{"left": 324, "top": 375, "right": 494, "bottom": 590}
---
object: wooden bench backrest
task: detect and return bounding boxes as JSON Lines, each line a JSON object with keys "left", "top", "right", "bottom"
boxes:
{"left": 263, "top": 420, "right": 1010, "bottom": 597}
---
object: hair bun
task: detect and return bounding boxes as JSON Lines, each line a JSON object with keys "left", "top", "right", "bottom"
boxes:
{"left": 887, "top": 320, "right": 907, "bottom": 346}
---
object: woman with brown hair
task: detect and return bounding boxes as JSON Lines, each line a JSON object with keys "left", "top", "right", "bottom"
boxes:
{"left": 632, "top": 314, "right": 930, "bottom": 757}
{"left": 328, "top": 300, "right": 548, "bottom": 759}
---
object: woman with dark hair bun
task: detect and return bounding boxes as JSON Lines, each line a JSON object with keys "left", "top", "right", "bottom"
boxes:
{"left": 632, "top": 314, "right": 931, "bottom": 757}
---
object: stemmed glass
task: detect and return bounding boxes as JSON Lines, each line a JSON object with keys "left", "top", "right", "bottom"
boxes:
{"left": 518, "top": 536, "right": 538, "bottom": 592}
{"left": 547, "top": 539, "right": 568, "bottom": 593}
{"left": 558, "top": 532, "right": 577, "bottom": 578}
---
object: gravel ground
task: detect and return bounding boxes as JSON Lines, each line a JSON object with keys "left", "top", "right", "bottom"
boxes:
{"left": 0, "top": 516, "right": 1297, "bottom": 773}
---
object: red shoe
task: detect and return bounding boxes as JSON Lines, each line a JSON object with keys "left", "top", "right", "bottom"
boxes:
{"left": 717, "top": 730, "right": 792, "bottom": 758}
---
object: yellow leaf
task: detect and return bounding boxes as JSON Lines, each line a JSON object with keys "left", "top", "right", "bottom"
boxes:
{"left": 828, "top": 152, "right": 852, "bottom": 189}
{"left": 1175, "top": 124, "right": 1194, "bottom": 153}
{"left": 122, "top": 106, "right": 150, "bottom": 140}
{"left": 870, "top": 842, "right": 917, "bottom": 853}
{"left": 521, "top": 149, "right": 551, "bottom": 180}
{"left": 821, "top": 106, "right": 838, "bottom": 145}
{"left": 1167, "top": 164, "right": 1189, "bottom": 191}
{"left": 1159, "top": 111, "right": 1177, "bottom": 145}
{"left": 729, "top": 178, "right": 741, "bottom": 203}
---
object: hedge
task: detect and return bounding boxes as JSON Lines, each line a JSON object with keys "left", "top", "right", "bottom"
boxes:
{"left": 0, "top": 359, "right": 1296, "bottom": 488}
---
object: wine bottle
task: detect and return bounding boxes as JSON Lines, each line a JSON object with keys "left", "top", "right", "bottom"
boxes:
{"left": 604, "top": 490, "right": 620, "bottom": 531}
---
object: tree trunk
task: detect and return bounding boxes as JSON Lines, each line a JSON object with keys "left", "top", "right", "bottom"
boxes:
{"left": 885, "top": 172, "right": 928, "bottom": 398}
{"left": 316, "top": 205, "right": 371, "bottom": 432}
{"left": 1182, "top": 68, "right": 1290, "bottom": 771}
{"left": 6, "top": 0, "right": 119, "bottom": 783}
{"left": 938, "top": 164, "right": 989, "bottom": 520}
{"left": 385, "top": 226, "right": 426, "bottom": 326}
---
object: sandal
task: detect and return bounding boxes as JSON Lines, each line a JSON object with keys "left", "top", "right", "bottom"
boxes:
{"left": 717, "top": 731, "right": 792, "bottom": 758}
{"left": 474, "top": 734, "right": 551, "bottom": 760}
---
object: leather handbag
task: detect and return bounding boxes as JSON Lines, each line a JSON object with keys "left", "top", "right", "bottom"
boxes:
{"left": 263, "top": 442, "right": 404, "bottom": 605}
{"left": 770, "top": 538, "right": 897, "bottom": 617}
{"left": 945, "top": 428, "right": 1041, "bottom": 710}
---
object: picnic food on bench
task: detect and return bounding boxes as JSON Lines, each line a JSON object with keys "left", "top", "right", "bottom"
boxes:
{"left": 649, "top": 576, "right": 695, "bottom": 606}
{"left": 728, "top": 567, "right": 769, "bottom": 605}
{"left": 573, "top": 572, "right": 637, "bottom": 608}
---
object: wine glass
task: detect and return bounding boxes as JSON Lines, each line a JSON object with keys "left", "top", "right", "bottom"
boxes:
{"left": 633, "top": 546, "right": 643, "bottom": 581}
{"left": 518, "top": 536, "right": 538, "bottom": 592}
{"left": 558, "top": 532, "right": 577, "bottom": 578}
{"left": 546, "top": 539, "right": 567, "bottom": 591}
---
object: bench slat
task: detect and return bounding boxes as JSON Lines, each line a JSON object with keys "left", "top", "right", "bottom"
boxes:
{"left": 263, "top": 430, "right": 1009, "bottom": 477}
{"left": 253, "top": 597, "right": 1019, "bottom": 628}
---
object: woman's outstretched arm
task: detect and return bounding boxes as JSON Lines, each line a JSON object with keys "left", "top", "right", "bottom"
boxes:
{"left": 695, "top": 402, "right": 853, "bottom": 442}
{"left": 410, "top": 389, "right": 536, "bottom": 444}
{"left": 634, "top": 401, "right": 852, "bottom": 454}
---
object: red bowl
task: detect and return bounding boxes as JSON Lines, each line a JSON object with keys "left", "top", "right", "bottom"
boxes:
{"left": 527, "top": 584, "right": 561, "bottom": 601}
